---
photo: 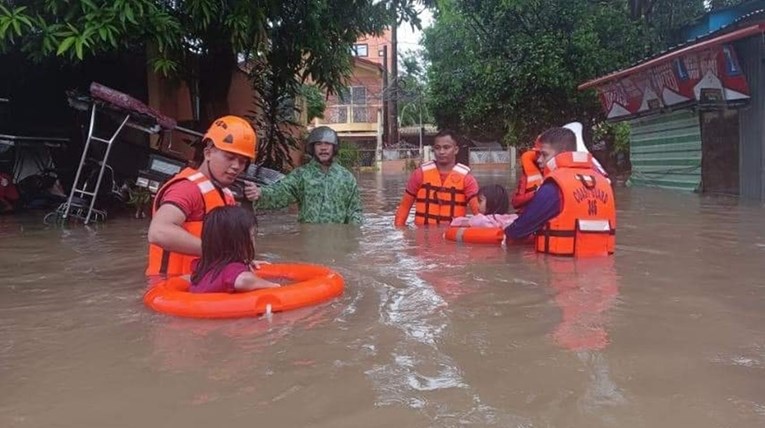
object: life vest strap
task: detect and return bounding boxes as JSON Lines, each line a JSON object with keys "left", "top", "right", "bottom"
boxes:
{"left": 537, "top": 229, "right": 576, "bottom": 237}
{"left": 415, "top": 212, "right": 454, "bottom": 223}
{"left": 537, "top": 225, "right": 616, "bottom": 255}
{"left": 159, "top": 249, "right": 171, "bottom": 275}
{"left": 422, "top": 183, "right": 432, "bottom": 225}
{"left": 449, "top": 187, "right": 456, "bottom": 218}
{"left": 527, "top": 173, "right": 542, "bottom": 183}
{"left": 415, "top": 167, "right": 469, "bottom": 225}
{"left": 536, "top": 228, "right": 616, "bottom": 238}
{"left": 415, "top": 197, "right": 467, "bottom": 207}
{"left": 420, "top": 185, "right": 467, "bottom": 195}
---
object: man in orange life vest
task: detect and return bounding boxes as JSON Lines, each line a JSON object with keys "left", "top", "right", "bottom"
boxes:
{"left": 394, "top": 129, "right": 480, "bottom": 226}
{"left": 512, "top": 122, "right": 609, "bottom": 213}
{"left": 511, "top": 135, "right": 544, "bottom": 212}
{"left": 504, "top": 127, "right": 616, "bottom": 256}
{"left": 146, "top": 116, "right": 258, "bottom": 277}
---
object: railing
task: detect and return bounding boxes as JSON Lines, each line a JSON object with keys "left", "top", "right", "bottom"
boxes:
{"left": 355, "top": 149, "right": 379, "bottom": 167}
{"left": 321, "top": 105, "right": 381, "bottom": 124}
{"left": 336, "top": 148, "right": 421, "bottom": 168}
{"left": 382, "top": 148, "right": 421, "bottom": 160}
{"left": 469, "top": 149, "right": 512, "bottom": 164}
{"left": 339, "top": 146, "right": 514, "bottom": 169}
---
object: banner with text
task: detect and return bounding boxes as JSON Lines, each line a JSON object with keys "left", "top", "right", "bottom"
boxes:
{"left": 595, "top": 43, "right": 749, "bottom": 120}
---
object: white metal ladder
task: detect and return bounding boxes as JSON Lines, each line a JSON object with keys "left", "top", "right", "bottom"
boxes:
{"left": 62, "top": 104, "right": 130, "bottom": 224}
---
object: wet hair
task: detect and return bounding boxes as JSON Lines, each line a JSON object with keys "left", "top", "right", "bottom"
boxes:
{"left": 478, "top": 184, "right": 510, "bottom": 215}
{"left": 538, "top": 127, "right": 576, "bottom": 153}
{"left": 434, "top": 129, "right": 460, "bottom": 144}
{"left": 190, "top": 205, "right": 258, "bottom": 284}
{"left": 190, "top": 138, "right": 213, "bottom": 165}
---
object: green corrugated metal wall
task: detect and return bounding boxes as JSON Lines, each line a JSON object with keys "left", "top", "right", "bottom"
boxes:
{"left": 628, "top": 110, "right": 702, "bottom": 191}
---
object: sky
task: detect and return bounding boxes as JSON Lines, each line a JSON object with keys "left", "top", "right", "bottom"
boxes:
{"left": 397, "top": 8, "right": 433, "bottom": 55}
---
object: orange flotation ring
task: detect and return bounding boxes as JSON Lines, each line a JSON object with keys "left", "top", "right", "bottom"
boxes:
{"left": 143, "top": 263, "right": 344, "bottom": 319}
{"left": 444, "top": 227, "right": 504, "bottom": 245}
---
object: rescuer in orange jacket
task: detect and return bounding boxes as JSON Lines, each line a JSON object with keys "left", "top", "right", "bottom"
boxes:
{"left": 511, "top": 135, "right": 544, "bottom": 212}
{"left": 146, "top": 116, "right": 258, "bottom": 277}
{"left": 394, "top": 129, "right": 480, "bottom": 226}
{"left": 512, "top": 122, "right": 609, "bottom": 213}
{"left": 504, "top": 127, "right": 615, "bottom": 257}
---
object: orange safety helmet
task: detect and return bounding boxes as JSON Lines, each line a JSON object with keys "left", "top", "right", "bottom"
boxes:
{"left": 203, "top": 116, "right": 257, "bottom": 160}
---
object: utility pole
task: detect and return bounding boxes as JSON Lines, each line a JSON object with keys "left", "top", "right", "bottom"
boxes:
{"left": 389, "top": 4, "right": 399, "bottom": 147}
{"left": 380, "top": 45, "right": 389, "bottom": 148}
{"left": 419, "top": 100, "right": 423, "bottom": 157}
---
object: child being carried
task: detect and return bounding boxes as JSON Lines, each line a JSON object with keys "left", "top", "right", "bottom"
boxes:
{"left": 450, "top": 184, "right": 517, "bottom": 228}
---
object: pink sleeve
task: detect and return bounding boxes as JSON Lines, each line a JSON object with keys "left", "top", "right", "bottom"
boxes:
{"left": 468, "top": 214, "right": 494, "bottom": 228}
{"left": 498, "top": 214, "right": 519, "bottom": 226}
{"left": 221, "top": 262, "right": 251, "bottom": 292}
{"left": 449, "top": 216, "right": 471, "bottom": 227}
{"left": 467, "top": 214, "right": 519, "bottom": 228}
{"left": 158, "top": 180, "right": 205, "bottom": 221}
{"left": 405, "top": 168, "right": 424, "bottom": 196}
{"left": 464, "top": 174, "right": 479, "bottom": 199}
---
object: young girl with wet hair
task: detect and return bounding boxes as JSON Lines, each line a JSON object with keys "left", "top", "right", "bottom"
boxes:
{"left": 190, "top": 205, "right": 279, "bottom": 293}
{"left": 450, "top": 184, "right": 517, "bottom": 228}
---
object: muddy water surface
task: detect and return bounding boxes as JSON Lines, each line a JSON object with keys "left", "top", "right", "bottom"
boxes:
{"left": 1, "top": 170, "right": 764, "bottom": 427}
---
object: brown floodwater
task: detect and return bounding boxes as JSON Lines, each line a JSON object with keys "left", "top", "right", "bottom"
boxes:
{"left": 1, "top": 170, "right": 764, "bottom": 428}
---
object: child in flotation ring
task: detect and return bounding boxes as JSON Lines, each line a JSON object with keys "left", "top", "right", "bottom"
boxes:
{"left": 190, "top": 206, "right": 279, "bottom": 293}
{"left": 450, "top": 184, "right": 517, "bottom": 228}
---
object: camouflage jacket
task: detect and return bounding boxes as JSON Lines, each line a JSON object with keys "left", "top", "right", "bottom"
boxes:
{"left": 254, "top": 159, "right": 363, "bottom": 225}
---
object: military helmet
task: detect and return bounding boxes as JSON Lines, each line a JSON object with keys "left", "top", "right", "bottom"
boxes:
{"left": 307, "top": 126, "right": 339, "bottom": 150}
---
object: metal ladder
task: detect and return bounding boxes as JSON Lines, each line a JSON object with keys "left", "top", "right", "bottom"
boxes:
{"left": 62, "top": 104, "right": 130, "bottom": 224}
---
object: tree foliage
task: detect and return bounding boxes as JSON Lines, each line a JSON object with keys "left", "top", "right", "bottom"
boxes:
{"left": 301, "top": 85, "right": 326, "bottom": 122}
{"left": 627, "top": 1, "right": 752, "bottom": 48}
{"left": 0, "top": 0, "right": 429, "bottom": 170}
{"left": 397, "top": 50, "right": 434, "bottom": 127}
{"left": 424, "top": 0, "right": 650, "bottom": 145}
{"left": 422, "top": 0, "right": 751, "bottom": 147}
{"left": 708, "top": 0, "right": 749, "bottom": 9}
{"left": 0, "top": 1, "right": 180, "bottom": 63}
{"left": 628, "top": 0, "right": 707, "bottom": 46}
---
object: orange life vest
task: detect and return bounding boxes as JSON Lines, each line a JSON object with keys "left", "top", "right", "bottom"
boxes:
{"left": 414, "top": 161, "right": 470, "bottom": 225}
{"left": 535, "top": 152, "right": 616, "bottom": 257}
{"left": 145, "top": 167, "right": 236, "bottom": 276}
{"left": 512, "top": 150, "right": 544, "bottom": 210}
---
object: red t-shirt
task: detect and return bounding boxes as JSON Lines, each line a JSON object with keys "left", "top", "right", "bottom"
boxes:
{"left": 190, "top": 261, "right": 250, "bottom": 293}
{"left": 405, "top": 167, "right": 479, "bottom": 199}
{"left": 0, "top": 173, "right": 19, "bottom": 202}
{"left": 157, "top": 180, "right": 206, "bottom": 221}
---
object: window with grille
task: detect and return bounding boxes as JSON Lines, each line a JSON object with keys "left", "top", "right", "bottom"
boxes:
{"left": 336, "top": 86, "right": 370, "bottom": 123}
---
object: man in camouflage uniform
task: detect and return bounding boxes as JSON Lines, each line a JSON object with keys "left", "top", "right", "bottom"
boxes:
{"left": 247, "top": 126, "right": 363, "bottom": 225}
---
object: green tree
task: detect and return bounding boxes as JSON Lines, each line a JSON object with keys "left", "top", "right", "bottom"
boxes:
{"left": 397, "top": 50, "right": 434, "bottom": 127}
{"left": 0, "top": 0, "right": 394, "bottom": 121}
{"left": 424, "top": 0, "right": 649, "bottom": 145}
{"left": 0, "top": 1, "right": 428, "bottom": 169}
{"left": 301, "top": 85, "right": 326, "bottom": 123}
{"left": 708, "top": 0, "right": 749, "bottom": 9}
{"left": 628, "top": 0, "right": 707, "bottom": 47}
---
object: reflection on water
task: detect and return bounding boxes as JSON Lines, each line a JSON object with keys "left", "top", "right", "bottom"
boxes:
{"left": 539, "top": 257, "right": 619, "bottom": 352}
{"left": 1, "top": 170, "right": 765, "bottom": 427}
